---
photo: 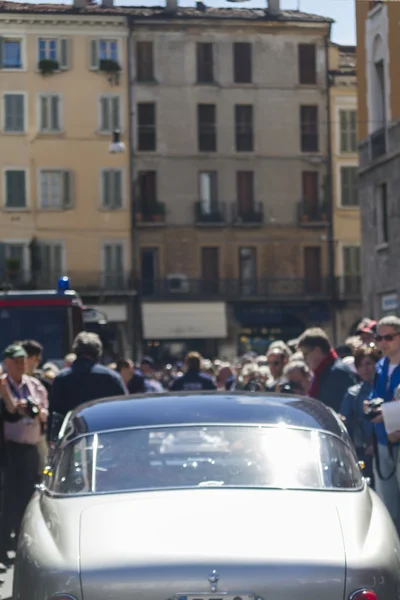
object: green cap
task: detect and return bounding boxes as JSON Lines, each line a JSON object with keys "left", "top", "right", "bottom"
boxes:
{"left": 3, "top": 344, "right": 27, "bottom": 360}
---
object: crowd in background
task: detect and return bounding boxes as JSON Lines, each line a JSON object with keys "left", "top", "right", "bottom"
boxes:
{"left": 2, "top": 314, "right": 400, "bottom": 570}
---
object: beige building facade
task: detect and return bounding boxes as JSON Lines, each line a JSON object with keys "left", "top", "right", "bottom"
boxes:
{"left": 329, "top": 43, "right": 362, "bottom": 341}
{"left": 130, "top": 2, "right": 336, "bottom": 360}
{"left": 0, "top": 3, "right": 132, "bottom": 354}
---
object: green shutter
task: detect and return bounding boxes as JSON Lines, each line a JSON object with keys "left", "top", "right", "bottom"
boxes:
{"left": 90, "top": 39, "right": 99, "bottom": 70}
{"left": 0, "top": 38, "right": 3, "bottom": 68}
{"left": 340, "top": 111, "right": 347, "bottom": 152}
{"left": 100, "top": 97, "right": 109, "bottom": 132}
{"left": 51, "top": 96, "right": 60, "bottom": 131}
{"left": 40, "top": 96, "right": 48, "bottom": 131}
{"left": 112, "top": 96, "right": 120, "bottom": 131}
{"left": 113, "top": 170, "right": 122, "bottom": 209}
{"left": 350, "top": 111, "right": 357, "bottom": 152}
{"left": 59, "top": 39, "right": 69, "bottom": 70}
{"left": 62, "top": 171, "right": 73, "bottom": 209}
{"left": 102, "top": 171, "right": 111, "bottom": 208}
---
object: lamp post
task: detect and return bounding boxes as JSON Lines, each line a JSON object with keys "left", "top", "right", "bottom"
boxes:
{"left": 109, "top": 129, "right": 126, "bottom": 154}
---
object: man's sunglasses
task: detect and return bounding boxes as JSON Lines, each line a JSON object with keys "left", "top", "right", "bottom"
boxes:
{"left": 375, "top": 333, "right": 400, "bottom": 342}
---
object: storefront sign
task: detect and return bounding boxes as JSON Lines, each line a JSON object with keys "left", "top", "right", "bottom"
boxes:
{"left": 142, "top": 302, "right": 227, "bottom": 340}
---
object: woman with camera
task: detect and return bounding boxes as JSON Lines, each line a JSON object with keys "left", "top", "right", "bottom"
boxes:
{"left": 0, "top": 344, "right": 48, "bottom": 568}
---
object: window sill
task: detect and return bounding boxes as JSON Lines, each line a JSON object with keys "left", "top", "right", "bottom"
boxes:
{"left": 376, "top": 242, "right": 389, "bottom": 252}
{"left": 97, "top": 130, "right": 124, "bottom": 137}
{"left": 36, "top": 131, "right": 64, "bottom": 137}
{"left": 136, "top": 78, "right": 158, "bottom": 85}
{"left": 3, "top": 207, "right": 29, "bottom": 212}
{"left": 1, "top": 67, "right": 24, "bottom": 72}
{"left": 2, "top": 130, "right": 26, "bottom": 136}
{"left": 39, "top": 207, "right": 71, "bottom": 211}
{"left": 99, "top": 206, "right": 124, "bottom": 211}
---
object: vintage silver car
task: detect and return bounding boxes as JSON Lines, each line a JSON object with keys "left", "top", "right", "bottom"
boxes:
{"left": 13, "top": 392, "right": 400, "bottom": 600}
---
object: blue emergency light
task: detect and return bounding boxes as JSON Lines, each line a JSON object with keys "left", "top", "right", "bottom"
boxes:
{"left": 57, "top": 276, "right": 70, "bottom": 293}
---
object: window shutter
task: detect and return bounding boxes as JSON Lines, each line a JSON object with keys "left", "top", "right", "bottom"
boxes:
{"left": 51, "top": 96, "right": 60, "bottom": 130}
{"left": 340, "top": 110, "right": 347, "bottom": 152}
{"left": 100, "top": 97, "right": 109, "bottom": 132}
{"left": 16, "top": 94, "right": 24, "bottom": 131}
{"left": 40, "top": 96, "right": 48, "bottom": 131}
{"left": 59, "top": 38, "right": 69, "bottom": 70}
{"left": 62, "top": 171, "right": 73, "bottom": 209}
{"left": 115, "top": 244, "right": 123, "bottom": 273}
{"left": 112, "top": 96, "right": 120, "bottom": 130}
{"left": 102, "top": 171, "right": 111, "bottom": 208}
{"left": 4, "top": 95, "right": 12, "bottom": 130}
{"left": 90, "top": 39, "right": 99, "bottom": 70}
{"left": 350, "top": 110, "right": 357, "bottom": 152}
{"left": 113, "top": 170, "right": 122, "bottom": 209}
{"left": 341, "top": 167, "right": 349, "bottom": 206}
{"left": 53, "top": 244, "right": 63, "bottom": 277}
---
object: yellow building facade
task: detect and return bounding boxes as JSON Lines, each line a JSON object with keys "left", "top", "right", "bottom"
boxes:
{"left": 329, "top": 43, "right": 361, "bottom": 339}
{"left": 0, "top": 6, "right": 130, "bottom": 295}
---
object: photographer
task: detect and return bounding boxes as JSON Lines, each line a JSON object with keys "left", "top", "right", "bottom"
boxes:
{"left": 0, "top": 344, "right": 48, "bottom": 566}
{"left": 363, "top": 316, "right": 400, "bottom": 533}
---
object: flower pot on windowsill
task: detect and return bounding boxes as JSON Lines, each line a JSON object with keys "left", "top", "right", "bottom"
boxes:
{"left": 38, "top": 58, "right": 59, "bottom": 75}
{"left": 100, "top": 59, "right": 122, "bottom": 85}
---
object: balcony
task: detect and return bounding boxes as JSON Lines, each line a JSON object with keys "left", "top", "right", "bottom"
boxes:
{"left": 135, "top": 201, "right": 166, "bottom": 225}
{"left": 297, "top": 200, "right": 329, "bottom": 226}
{"left": 140, "top": 277, "right": 331, "bottom": 301}
{"left": 194, "top": 201, "right": 226, "bottom": 226}
{"left": 338, "top": 275, "right": 361, "bottom": 300}
{"left": 232, "top": 203, "right": 263, "bottom": 226}
{"left": 0, "top": 271, "right": 134, "bottom": 295}
{"left": 370, "top": 127, "right": 386, "bottom": 160}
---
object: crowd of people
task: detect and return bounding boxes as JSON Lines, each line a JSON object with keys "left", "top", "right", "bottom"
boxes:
{"left": 0, "top": 314, "right": 400, "bottom": 575}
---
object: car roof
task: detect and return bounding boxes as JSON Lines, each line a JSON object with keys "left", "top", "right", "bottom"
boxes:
{"left": 66, "top": 392, "right": 349, "bottom": 443}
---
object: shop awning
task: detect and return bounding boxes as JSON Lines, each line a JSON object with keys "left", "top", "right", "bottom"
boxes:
{"left": 142, "top": 302, "right": 227, "bottom": 340}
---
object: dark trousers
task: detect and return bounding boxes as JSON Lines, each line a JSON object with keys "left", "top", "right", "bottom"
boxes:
{"left": 0, "top": 441, "right": 39, "bottom": 556}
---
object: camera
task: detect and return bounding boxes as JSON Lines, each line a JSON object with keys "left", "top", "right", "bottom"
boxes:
{"left": 364, "top": 397, "right": 384, "bottom": 421}
{"left": 25, "top": 397, "right": 39, "bottom": 419}
{"left": 280, "top": 381, "right": 303, "bottom": 395}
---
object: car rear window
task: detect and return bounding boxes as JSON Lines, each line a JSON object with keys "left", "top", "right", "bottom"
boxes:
{"left": 50, "top": 425, "right": 363, "bottom": 495}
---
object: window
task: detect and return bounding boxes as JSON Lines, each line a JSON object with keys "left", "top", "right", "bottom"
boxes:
{"left": 340, "top": 166, "right": 358, "bottom": 207}
{"left": 38, "top": 94, "right": 61, "bottom": 132}
{"left": 141, "top": 247, "right": 159, "bottom": 296}
{"left": 235, "top": 105, "right": 253, "bottom": 152}
{"left": 38, "top": 242, "right": 64, "bottom": 281}
{"left": 300, "top": 105, "right": 318, "bottom": 152}
{"left": 137, "top": 103, "right": 156, "bottom": 151}
{"left": 233, "top": 42, "right": 252, "bottom": 83}
{"left": 138, "top": 171, "right": 157, "bottom": 205}
{"left": 39, "top": 171, "right": 73, "bottom": 210}
{"left": 198, "top": 104, "right": 216, "bottom": 152}
{"left": 197, "top": 43, "right": 214, "bottom": 83}
{"left": 304, "top": 246, "right": 322, "bottom": 294}
{"left": 1, "top": 39, "right": 22, "bottom": 69}
{"left": 101, "top": 169, "right": 123, "bottom": 210}
{"left": 4, "top": 242, "right": 28, "bottom": 279}
{"left": 302, "top": 171, "right": 319, "bottom": 219}
{"left": 3, "top": 93, "right": 25, "bottom": 133}
{"left": 237, "top": 171, "right": 254, "bottom": 214}
{"left": 99, "top": 96, "right": 120, "bottom": 133}
{"left": 376, "top": 182, "right": 389, "bottom": 246}
{"left": 342, "top": 246, "right": 361, "bottom": 295}
{"left": 298, "top": 44, "right": 316, "bottom": 85}
{"left": 136, "top": 41, "right": 154, "bottom": 82}
{"left": 4, "top": 170, "right": 26, "bottom": 209}
{"left": 49, "top": 426, "right": 362, "bottom": 495}
{"left": 90, "top": 39, "right": 118, "bottom": 69}
{"left": 38, "top": 39, "right": 69, "bottom": 69}
{"left": 339, "top": 110, "right": 357, "bottom": 153}
{"left": 102, "top": 242, "right": 125, "bottom": 289}
{"left": 199, "top": 172, "right": 218, "bottom": 209}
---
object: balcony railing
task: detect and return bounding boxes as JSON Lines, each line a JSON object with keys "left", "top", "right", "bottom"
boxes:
{"left": 297, "top": 200, "right": 329, "bottom": 225}
{"left": 135, "top": 201, "right": 166, "bottom": 224}
{"left": 0, "top": 271, "right": 134, "bottom": 294}
{"left": 194, "top": 201, "right": 226, "bottom": 225}
{"left": 232, "top": 203, "right": 263, "bottom": 226}
{"left": 139, "top": 277, "right": 331, "bottom": 300}
{"left": 370, "top": 127, "right": 386, "bottom": 160}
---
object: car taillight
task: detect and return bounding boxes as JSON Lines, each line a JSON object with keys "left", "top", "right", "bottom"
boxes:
{"left": 350, "top": 591, "right": 378, "bottom": 600}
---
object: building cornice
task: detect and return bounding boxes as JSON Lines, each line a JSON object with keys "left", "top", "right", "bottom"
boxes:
{"left": 0, "top": 14, "right": 126, "bottom": 27}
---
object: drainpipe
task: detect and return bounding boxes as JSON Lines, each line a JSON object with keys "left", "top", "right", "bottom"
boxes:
{"left": 325, "top": 25, "right": 337, "bottom": 346}
{"left": 127, "top": 17, "right": 141, "bottom": 361}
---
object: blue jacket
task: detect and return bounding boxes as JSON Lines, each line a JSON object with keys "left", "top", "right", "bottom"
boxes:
{"left": 169, "top": 369, "right": 216, "bottom": 391}
{"left": 372, "top": 357, "right": 400, "bottom": 446}
{"left": 339, "top": 381, "right": 373, "bottom": 448}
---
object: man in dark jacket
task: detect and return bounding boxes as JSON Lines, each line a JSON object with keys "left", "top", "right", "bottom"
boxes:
{"left": 48, "top": 332, "right": 127, "bottom": 439}
{"left": 169, "top": 352, "right": 216, "bottom": 391}
{"left": 298, "top": 327, "right": 356, "bottom": 413}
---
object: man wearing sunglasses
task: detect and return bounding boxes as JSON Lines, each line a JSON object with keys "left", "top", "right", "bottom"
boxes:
{"left": 365, "top": 315, "right": 400, "bottom": 532}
